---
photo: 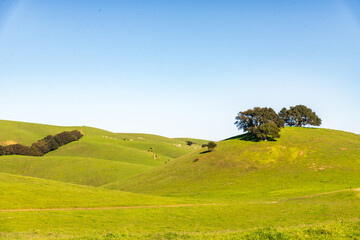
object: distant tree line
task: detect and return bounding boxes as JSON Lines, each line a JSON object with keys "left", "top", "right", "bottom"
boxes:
{"left": 235, "top": 105, "right": 321, "bottom": 141}
{"left": 0, "top": 130, "right": 83, "bottom": 156}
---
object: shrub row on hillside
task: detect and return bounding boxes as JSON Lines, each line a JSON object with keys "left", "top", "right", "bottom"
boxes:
{"left": 0, "top": 130, "right": 83, "bottom": 156}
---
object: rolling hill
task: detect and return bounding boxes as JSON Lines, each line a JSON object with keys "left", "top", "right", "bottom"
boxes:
{"left": 0, "top": 172, "right": 189, "bottom": 210}
{"left": 1, "top": 120, "right": 360, "bottom": 239}
{"left": 107, "top": 127, "right": 360, "bottom": 202}
{"left": 0, "top": 120, "right": 206, "bottom": 186}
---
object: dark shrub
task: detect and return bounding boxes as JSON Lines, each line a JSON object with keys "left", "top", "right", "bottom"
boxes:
{"left": 207, "top": 141, "right": 217, "bottom": 151}
{"left": 53, "top": 130, "right": 83, "bottom": 146}
{"left": 2, "top": 144, "right": 32, "bottom": 156}
{"left": 47, "top": 138, "right": 60, "bottom": 150}
{"left": 70, "top": 130, "right": 83, "bottom": 140}
{"left": 0, "top": 130, "right": 83, "bottom": 157}
{"left": 32, "top": 140, "right": 51, "bottom": 154}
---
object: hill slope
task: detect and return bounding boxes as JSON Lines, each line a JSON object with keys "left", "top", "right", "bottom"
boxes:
{"left": 0, "top": 120, "right": 204, "bottom": 186}
{"left": 2, "top": 122, "right": 360, "bottom": 239}
{"left": 107, "top": 127, "right": 360, "bottom": 202}
{"left": 0, "top": 172, "right": 189, "bottom": 209}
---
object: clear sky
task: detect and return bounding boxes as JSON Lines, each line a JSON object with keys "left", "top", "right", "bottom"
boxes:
{"left": 0, "top": 0, "right": 359, "bottom": 140}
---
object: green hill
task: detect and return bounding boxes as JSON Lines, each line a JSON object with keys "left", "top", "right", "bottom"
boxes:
{"left": 0, "top": 172, "right": 188, "bottom": 209}
{"left": 2, "top": 120, "right": 360, "bottom": 239}
{"left": 0, "top": 155, "right": 153, "bottom": 186}
{"left": 0, "top": 120, "right": 204, "bottom": 186}
{"left": 107, "top": 127, "right": 360, "bottom": 202}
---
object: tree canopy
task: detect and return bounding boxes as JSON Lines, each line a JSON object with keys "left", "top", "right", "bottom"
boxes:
{"left": 207, "top": 141, "right": 217, "bottom": 151}
{"left": 251, "top": 122, "right": 281, "bottom": 141}
{"left": 235, "top": 107, "right": 284, "bottom": 141}
{"left": 279, "top": 105, "right": 321, "bottom": 127}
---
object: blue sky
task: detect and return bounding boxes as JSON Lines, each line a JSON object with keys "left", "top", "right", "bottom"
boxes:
{"left": 0, "top": 0, "right": 359, "bottom": 140}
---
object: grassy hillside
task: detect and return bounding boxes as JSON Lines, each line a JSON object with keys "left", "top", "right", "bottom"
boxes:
{"left": 108, "top": 127, "right": 360, "bottom": 202}
{"left": 0, "top": 120, "right": 204, "bottom": 186}
{"left": 2, "top": 120, "right": 360, "bottom": 239}
{"left": 0, "top": 120, "right": 78, "bottom": 146}
{"left": 0, "top": 156, "right": 153, "bottom": 186}
{"left": 0, "top": 172, "right": 189, "bottom": 209}
{"left": 48, "top": 132, "right": 199, "bottom": 165}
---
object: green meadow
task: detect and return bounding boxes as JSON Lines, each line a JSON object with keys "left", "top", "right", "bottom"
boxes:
{"left": 1, "top": 120, "right": 360, "bottom": 239}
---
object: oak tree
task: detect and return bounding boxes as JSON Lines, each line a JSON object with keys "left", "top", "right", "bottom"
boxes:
{"left": 235, "top": 107, "right": 284, "bottom": 141}
{"left": 279, "top": 105, "right": 321, "bottom": 127}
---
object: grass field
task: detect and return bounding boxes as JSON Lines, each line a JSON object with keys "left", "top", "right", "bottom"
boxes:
{"left": 1, "top": 190, "right": 360, "bottom": 239}
{"left": 1, "top": 120, "right": 360, "bottom": 239}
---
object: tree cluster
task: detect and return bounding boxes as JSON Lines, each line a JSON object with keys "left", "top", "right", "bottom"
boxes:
{"left": 0, "top": 130, "right": 83, "bottom": 156}
{"left": 235, "top": 105, "right": 321, "bottom": 141}
{"left": 279, "top": 105, "right": 321, "bottom": 127}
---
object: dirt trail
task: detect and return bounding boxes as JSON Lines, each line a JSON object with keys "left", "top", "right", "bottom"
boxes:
{"left": 1, "top": 188, "right": 359, "bottom": 213}
{"left": 284, "top": 188, "right": 360, "bottom": 201}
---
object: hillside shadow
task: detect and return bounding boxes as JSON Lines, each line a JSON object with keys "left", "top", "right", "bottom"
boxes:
{"left": 223, "top": 133, "right": 277, "bottom": 142}
{"left": 200, "top": 150, "right": 212, "bottom": 154}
